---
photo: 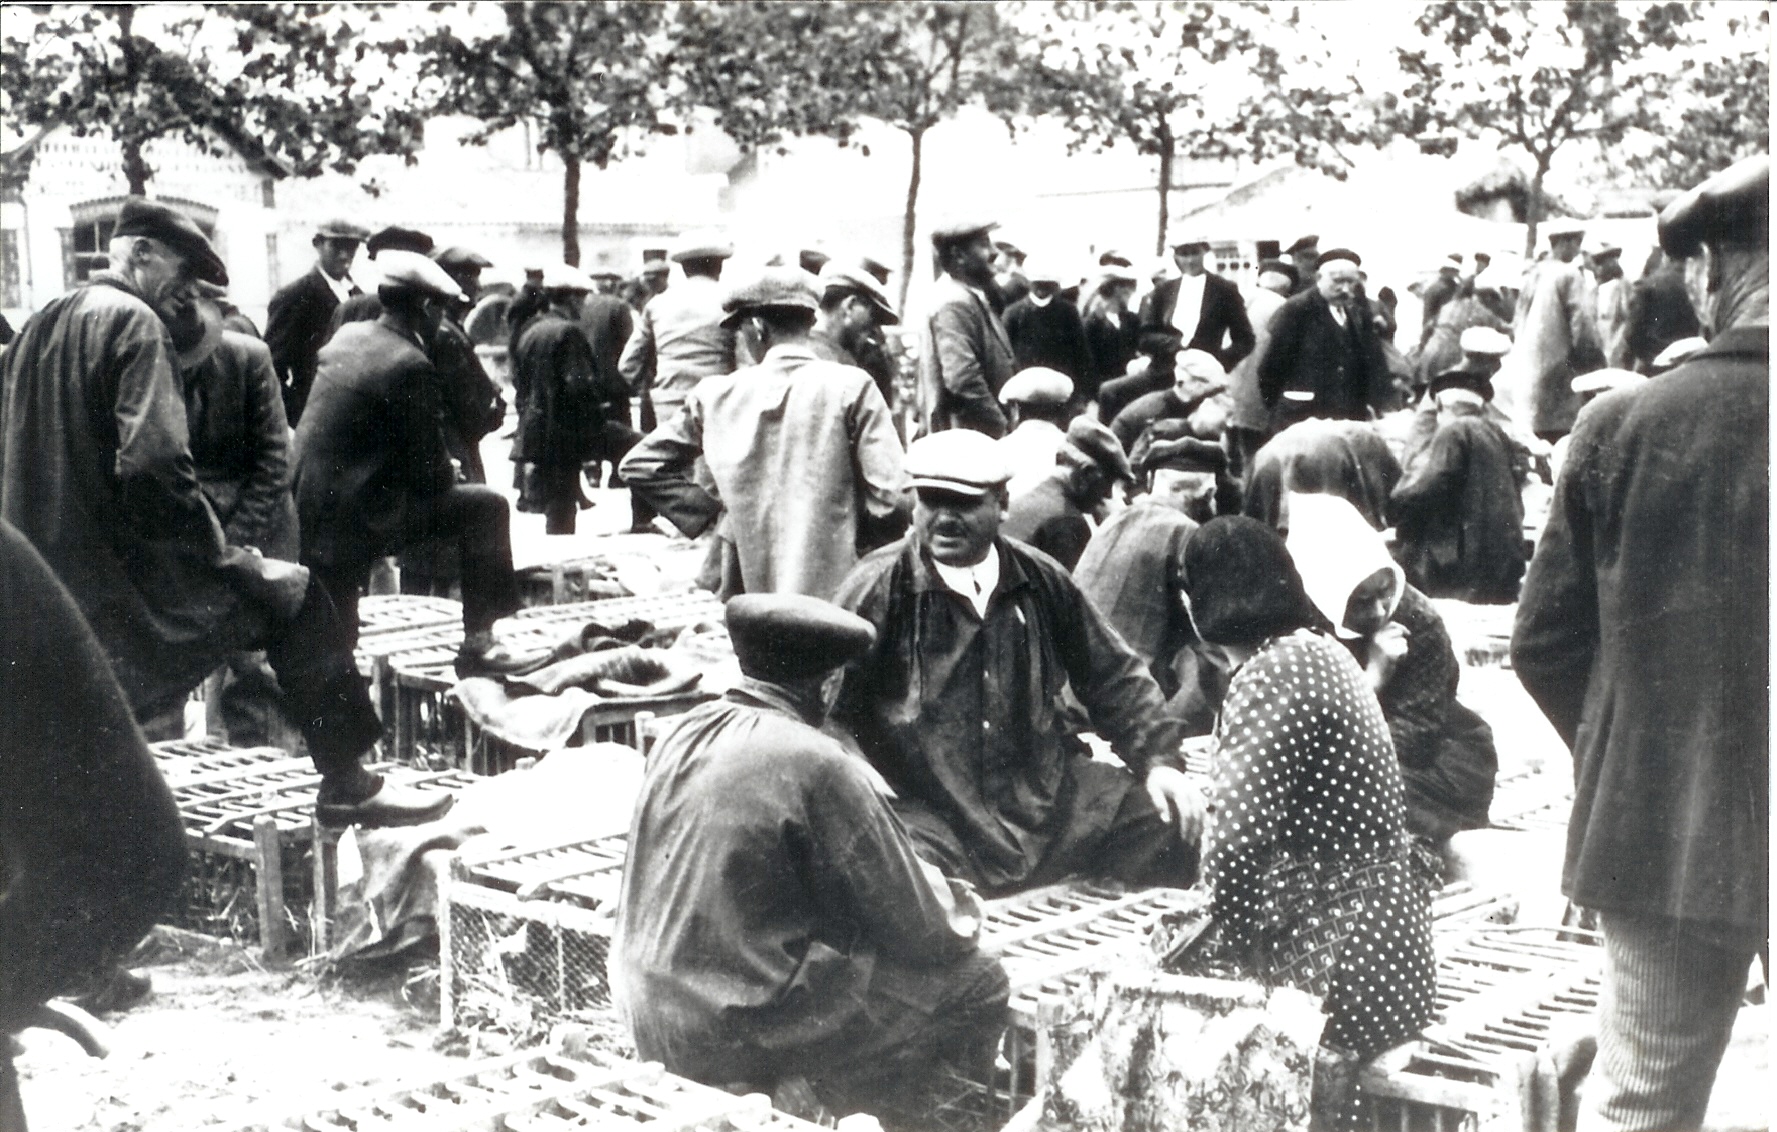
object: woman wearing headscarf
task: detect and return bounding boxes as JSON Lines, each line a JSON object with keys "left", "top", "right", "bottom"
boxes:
{"left": 1183, "top": 516, "right": 1435, "bottom": 1112}
{"left": 1285, "top": 493, "right": 1499, "bottom": 849}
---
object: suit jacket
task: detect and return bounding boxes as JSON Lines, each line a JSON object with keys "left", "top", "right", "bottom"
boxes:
{"left": 1512, "top": 325, "right": 1768, "bottom": 930}
{"left": 182, "top": 331, "right": 299, "bottom": 560}
{"left": 1137, "top": 272, "right": 1255, "bottom": 374}
{"left": 1256, "top": 288, "right": 1393, "bottom": 423}
{"left": 291, "top": 320, "right": 456, "bottom": 568}
{"left": 266, "top": 266, "right": 359, "bottom": 424}
{"left": 916, "top": 275, "right": 1016, "bottom": 437}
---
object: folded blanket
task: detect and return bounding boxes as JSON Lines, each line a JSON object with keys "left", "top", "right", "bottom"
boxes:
{"left": 508, "top": 645, "right": 703, "bottom": 698}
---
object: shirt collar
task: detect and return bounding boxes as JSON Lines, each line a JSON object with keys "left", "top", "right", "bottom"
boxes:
{"left": 908, "top": 536, "right": 1032, "bottom": 605}
{"left": 762, "top": 342, "right": 820, "bottom": 365}
{"left": 319, "top": 266, "right": 355, "bottom": 304}
{"left": 930, "top": 544, "right": 1001, "bottom": 618}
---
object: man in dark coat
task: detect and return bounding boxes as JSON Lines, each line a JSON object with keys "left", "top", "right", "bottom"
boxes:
{"left": 1512, "top": 155, "right": 1768, "bottom": 1132}
{"left": 0, "top": 199, "right": 440, "bottom": 828}
{"left": 1107, "top": 237, "right": 1252, "bottom": 422}
{"left": 613, "top": 593, "right": 1006, "bottom": 1125}
{"left": 265, "top": 217, "right": 369, "bottom": 424}
{"left": 1003, "top": 261, "right": 1093, "bottom": 386}
{"left": 1624, "top": 247, "right": 1702, "bottom": 373}
{"left": 834, "top": 429, "right": 1204, "bottom": 896}
{"left": 293, "top": 251, "right": 525, "bottom": 679}
{"left": 578, "top": 266, "right": 654, "bottom": 532}
{"left": 1256, "top": 248, "right": 1395, "bottom": 431}
{"left": 916, "top": 220, "right": 1017, "bottom": 437}
{"left": 1107, "top": 347, "right": 1226, "bottom": 455}
{"left": 1002, "top": 416, "right": 1132, "bottom": 571}
{"left": 1388, "top": 369, "right": 1526, "bottom": 604}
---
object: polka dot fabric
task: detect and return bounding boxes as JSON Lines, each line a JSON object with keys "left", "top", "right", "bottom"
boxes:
{"left": 1205, "top": 630, "right": 1436, "bottom": 1058}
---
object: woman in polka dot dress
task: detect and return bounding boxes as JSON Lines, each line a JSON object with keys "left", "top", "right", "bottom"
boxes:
{"left": 1182, "top": 516, "right": 1436, "bottom": 1063}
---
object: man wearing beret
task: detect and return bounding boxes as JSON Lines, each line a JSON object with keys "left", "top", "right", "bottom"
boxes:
{"left": 1075, "top": 436, "right": 1231, "bottom": 736}
{"left": 294, "top": 251, "right": 527, "bottom": 689}
{"left": 266, "top": 217, "right": 369, "bottom": 424}
{"left": 1, "top": 199, "right": 444, "bottom": 827}
{"left": 916, "top": 220, "right": 1018, "bottom": 437}
{"left": 1256, "top": 248, "right": 1395, "bottom": 432}
{"left": 621, "top": 267, "right": 907, "bottom": 602}
{"left": 614, "top": 593, "right": 1006, "bottom": 1126}
{"left": 1387, "top": 369, "right": 1525, "bottom": 604}
{"left": 1514, "top": 155, "right": 1769, "bottom": 1132}
{"left": 834, "top": 429, "right": 1204, "bottom": 896}
{"left": 1002, "top": 416, "right": 1133, "bottom": 572}
{"left": 619, "top": 230, "right": 737, "bottom": 430}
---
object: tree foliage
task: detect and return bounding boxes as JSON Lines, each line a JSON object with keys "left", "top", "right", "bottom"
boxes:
{"left": 418, "top": 1, "right": 675, "bottom": 266}
{"left": 0, "top": 4, "right": 424, "bottom": 196}
{"left": 1622, "top": 3, "right": 1768, "bottom": 189}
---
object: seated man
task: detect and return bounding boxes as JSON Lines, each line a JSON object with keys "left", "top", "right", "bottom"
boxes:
{"left": 1108, "top": 347, "right": 1227, "bottom": 455}
{"left": 293, "top": 251, "right": 526, "bottom": 678}
{"left": 613, "top": 594, "right": 1007, "bottom": 1126}
{"left": 834, "top": 430, "right": 1204, "bottom": 896}
{"left": 1074, "top": 436, "right": 1231, "bottom": 736}
{"left": 1002, "top": 415, "right": 1133, "bottom": 571}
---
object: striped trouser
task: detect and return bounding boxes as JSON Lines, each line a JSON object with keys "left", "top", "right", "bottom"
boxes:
{"left": 1578, "top": 910, "right": 1762, "bottom": 1132}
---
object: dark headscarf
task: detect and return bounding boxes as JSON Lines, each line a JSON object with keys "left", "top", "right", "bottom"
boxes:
{"left": 1183, "top": 516, "right": 1331, "bottom": 646}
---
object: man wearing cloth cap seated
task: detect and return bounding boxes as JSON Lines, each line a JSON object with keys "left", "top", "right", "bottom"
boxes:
{"left": 918, "top": 220, "right": 1018, "bottom": 437}
{"left": 1514, "top": 155, "right": 1769, "bottom": 1132}
{"left": 294, "top": 251, "right": 527, "bottom": 693}
{"left": 1387, "top": 369, "right": 1526, "bottom": 604}
{"left": 1075, "top": 435, "right": 1232, "bottom": 736}
{"left": 619, "top": 230, "right": 737, "bottom": 429}
{"left": 834, "top": 429, "right": 1204, "bottom": 896}
{"left": 1, "top": 199, "right": 444, "bottom": 827}
{"left": 996, "top": 366, "right": 1076, "bottom": 500}
{"left": 621, "top": 268, "right": 907, "bottom": 602}
{"left": 613, "top": 594, "right": 1008, "bottom": 1127}
{"left": 1002, "top": 416, "right": 1133, "bottom": 572}
{"left": 1257, "top": 247, "right": 1395, "bottom": 432}
{"left": 266, "top": 216, "right": 370, "bottom": 424}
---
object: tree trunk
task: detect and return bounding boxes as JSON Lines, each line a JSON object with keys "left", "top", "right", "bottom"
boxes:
{"left": 562, "top": 155, "right": 581, "bottom": 267}
{"left": 116, "top": 7, "right": 150, "bottom": 195}
{"left": 897, "top": 126, "right": 926, "bottom": 317}
{"left": 121, "top": 136, "right": 151, "bottom": 196}
{"left": 1524, "top": 159, "right": 1548, "bottom": 259}
{"left": 1155, "top": 136, "right": 1175, "bottom": 257}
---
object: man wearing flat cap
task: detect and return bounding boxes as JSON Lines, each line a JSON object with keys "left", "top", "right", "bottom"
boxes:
{"left": 1108, "top": 347, "right": 1228, "bottom": 459}
{"left": 1, "top": 198, "right": 445, "bottom": 828}
{"left": 834, "top": 429, "right": 1204, "bottom": 897}
{"left": 917, "top": 220, "right": 1018, "bottom": 437}
{"left": 1257, "top": 247, "right": 1395, "bottom": 431}
{"left": 1498, "top": 218, "right": 1604, "bottom": 440}
{"left": 1514, "top": 154, "right": 1770, "bottom": 1132}
{"left": 996, "top": 366, "right": 1075, "bottom": 500}
{"left": 1126, "top": 235, "right": 1252, "bottom": 421}
{"left": 426, "top": 247, "right": 506, "bottom": 487}
{"left": 614, "top": 592, "right": 1007, "bottom": 1126}
{"left": 622, "top": 267, "right": 907, "bottom": 602}
{"left": 266, "top": 216, "right": 370, "bottom": 424}
{"left": 811, "top": 261, "right": 900, "bottom": 409}
{"left": 619, "top": 230, "right": 737, "bottom": 429}
{"left": 1002, "top": 416, "right": 1133, "bottom": 572}
{"left": 1387, "top": 368, "right": 1525, "bottom": 604}
{"left": 294, "top": 251, "right": 527, "bottom": 687}
{"left": 1284, "top": 234, "right": 1320, "bottom": 295}
{"left": 1076, "top": 435, "right": 1232, "bottom": 735}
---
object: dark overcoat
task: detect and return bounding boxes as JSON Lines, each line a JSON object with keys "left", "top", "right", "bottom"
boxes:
{"left": 1512, "top": 325, "right": 1768, "bottom": 931}
{"left": 265, "top": 266, "right": 358, "bottom": 423}
{"left": 1136, "top": 272, "right": 1255, "bottom": 374}
{"left": 1256, "top": 288, "right": 1394, "bottom": 423}
{"left": 1389, "top": 413, "right": 1525, "bottom": 604}
{"left": 182, "top": 330, "right": 299, "bottom": 560}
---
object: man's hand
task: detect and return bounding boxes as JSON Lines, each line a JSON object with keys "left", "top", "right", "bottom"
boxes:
{"left": 1364, "top": 622, "right": 1411, "bottom": 689}
{"left": 1145, "top": 764, "right": 1207, "bottom": 844}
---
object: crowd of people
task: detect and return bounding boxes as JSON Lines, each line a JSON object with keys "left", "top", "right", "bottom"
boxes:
{"left": 0, "top": 148, "right": 1765, "bottom": 1132}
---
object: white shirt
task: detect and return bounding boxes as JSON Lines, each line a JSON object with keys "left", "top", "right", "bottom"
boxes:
{"left": 1170, "top": 272, "right": 1207, "bottom": 343}
{"left": 932, "top": 544, "right": 1001, "bottom": 619}
{"left": 320, "top": 267, "right": 356, "bottom": 305}
{"left": 999, "top": 420, "right": 1067, "bottom": 501}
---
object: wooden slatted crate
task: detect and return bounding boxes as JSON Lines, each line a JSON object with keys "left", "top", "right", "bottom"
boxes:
{"left": 516, "top": 557, "right": 630, "bottom": 607}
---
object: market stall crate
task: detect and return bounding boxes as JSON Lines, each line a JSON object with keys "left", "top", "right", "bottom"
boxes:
{"left": 516, "top": 556, "right": 630, "bottom": 607}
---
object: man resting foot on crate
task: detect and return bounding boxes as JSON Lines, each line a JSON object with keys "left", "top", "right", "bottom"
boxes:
{"left": 0, "top": 199, "right": 449, "bottom": 830}
{"left": 612, "top": 594, "right": 1009, "bottom": 1128}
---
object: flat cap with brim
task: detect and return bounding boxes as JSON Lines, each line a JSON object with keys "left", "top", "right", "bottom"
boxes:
{"left": 818, "top": 263, "right": 899, "bottom": 325}
{"left": 905, "top": 429, "right": 1011, "bottom": 496}
{"left": 931, "top": 219, "right": 999, "bottom": 247}
{"left": 315, "top": 218, "right": 370, "bottom": 241}
{"left": 367, "top": 225, "right": 434, "bottom": 258}
{"left": 1543, "top": 218, "right": 1587, "bottom": 240}
{"left": 720, "top": 267, "right": 820, "bottom": 328}
{"left": 1658, "top": 154, "right": 1770, "bottom": 258}
{"left": 1429, "top": 367, "right": 1494, "bottom": 400}
{"left": 1285, "top": 235, "right": 1320, "bottom": 255}
{"left": 114, "top": 197, "right": 229, "bottom": 285}
{"left": 373, "top": 250, "right": 466, "bottom": 302}
{"left": 1316, "top": 247, "right": 1361, "bottom": 269}
{"left": 1168, "top": 236, "right": 1212, "bottom": 254}
{"left": 726, "top": 593, "right": 876, "bottom": 684}
{"left": 998, "top": 366, "right": 1074, "bottom": 405}
{"left": 1143, "top": 434, "right": 1226, "bottom": 475}
{"left": 1257, "top": 259, "right": 1299, "bottom": 288}
{"left": 1094, "top": 263, "right": 1138, "bottom": 285}
{"left": 1650, "top": 335, "right": 1709, "bottom": 371}
{"left": 670, "top": 230, "right": 734, "bottom": 262}
{"left": 1571, "top": 367, "right": 1646, "bottom": 396}
{"left": 541, "top": 262, "right": 596, "bottom": 292}
{"left": 433, "top": 246, "right": 494, "bottom": 272}
{"left": 1458, "top": 326, "right": 1513, "bottom": 356}
{"left": 1099, "top": 249, "right": 1133, "bottom": 268}
{"left": 857, "top": 255, "right": 893, "bottom": 284}
{"left": 1176, "top": 348, "right": 1227, "bottom": 381}
{"left": 1063, "top": 416, "right": 1134, "bottom": 482}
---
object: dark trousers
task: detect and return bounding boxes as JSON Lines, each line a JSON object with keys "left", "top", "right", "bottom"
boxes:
{"left": 311, "top": 484, "right": 521, "bottom": 647}
{"left": 257, "top": 575, "right": 383, "bottom": 779}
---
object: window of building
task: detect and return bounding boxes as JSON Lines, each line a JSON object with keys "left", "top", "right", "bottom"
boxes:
{"left": 62, "top": 196, "right": 218, "bottom": 289}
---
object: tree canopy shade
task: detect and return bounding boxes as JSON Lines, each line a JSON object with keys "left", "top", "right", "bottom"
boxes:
{"left": 0, "top": 4, "right": 425, "bottom": 196}
{"left": 1621, "top": 3, "right": 1768, "bottom": 190}
{"left": 418, "top": 1, "right": 675, "bottom": 267}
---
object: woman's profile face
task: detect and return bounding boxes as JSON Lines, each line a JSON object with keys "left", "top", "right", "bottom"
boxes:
{"left": 1343, "top": 569, "right": 1399, "bottom": 637}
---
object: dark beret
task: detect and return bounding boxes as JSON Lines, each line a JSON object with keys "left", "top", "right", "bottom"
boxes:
{"left": 1659, "top": 154, "right": 1769, "bottom": 258}
{"left": 1316, "top": 247, "right": 1361, "bottom": 269}
{"left": 726, "top": 593, "right": 876, "bottom": 683}
{"left": 432, "top": 246, "right": 494, "bottom": 272}
{"left": 113, "top": 197, "right": 228, "bottom": 285}
{"left": 1428, "top": 367, "right": 1494, "bottom": 401}
{"left": 366, "top": 225, "right": 435, "bottom": 258}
